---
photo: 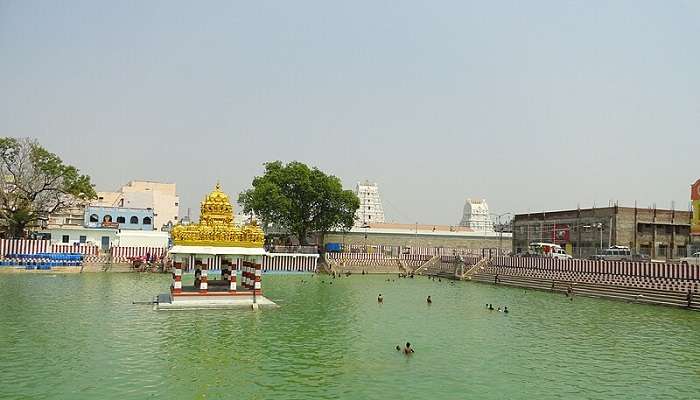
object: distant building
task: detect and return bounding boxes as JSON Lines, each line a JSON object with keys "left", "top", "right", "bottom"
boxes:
{"left": 512, "top": 206, "right": 692, "bottom": 259}
{"left": 354, "top": 181, "right": 385, "bottom": 227}
{"left": 459, "top": 199, "right": 493, "bottom": 232}
{"left": 94, "top": 181, "right": 179, "bottom": 230}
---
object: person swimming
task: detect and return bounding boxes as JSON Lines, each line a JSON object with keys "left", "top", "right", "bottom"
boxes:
{"left": 497, "top": 306, "right": 502, "bottom": 312}
{"left": 488, "top": 304, "right": 494, "bottom": 310}
{"left": 427, "top": 295, "right": 432, "bottom": 304}
{"left": 378, "top": 294, "right": 383, "bottom": 303}
{"left": 504, "top": 306, "right": 509, "bottom": 314}
{"left": 403, "top": 342, "right": 415, "bottom": 355}
{"left": 395, "top": 345, "right": 401, "bottom": 351}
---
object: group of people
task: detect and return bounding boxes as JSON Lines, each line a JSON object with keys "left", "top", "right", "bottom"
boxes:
{"left": 396, "top": 342, "right": 415, "bottom": 355}
{"left": 486, "top": 303, "right": 509, "bottom": 313}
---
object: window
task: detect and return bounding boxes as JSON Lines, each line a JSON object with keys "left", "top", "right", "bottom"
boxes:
{"left": 658, "top": 244, "right": 668, "bottom": 257}
{"left": 143, "top": 217, "right": 152, "bottom": 225}
{"left": 640, "top": 244, "right": 651, "bottom": 256}
{"left": 89, "top": 214, "right": 99, "bottom": 223}
{"left": 62, "top": 235, "right": 69, "bottom": 243}
{"left": 130, "top": 216, "right": 138, "bottom": 224}
{"left": 103, "top": 215, "right": 112, "bottom": 223}
{"left": 79, "top": 236, "right": 87, "bottom": 244}
{"left": 116, "top": 216, "right": 126, "bottom": 224}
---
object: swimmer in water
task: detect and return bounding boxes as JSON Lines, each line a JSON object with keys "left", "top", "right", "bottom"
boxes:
{"left": 403, "top": 342, "right": 415, "bottom": 355}
{"left": 497, "top": 306, "right": 502, "bottom": 312}
{"left": 427, "top": 295, "right": 432, "bottom": 304}
{"left": 378, "top": 294, "right": 383, "bottom": 303}
{"left": 488, "top": 304, "right": 494, "bottom": 310}
{"left": 504, "top": 306, "right": 509, "bottom": 314}
{"left": 396, "top": 345, "right": 401, "bottom": 351}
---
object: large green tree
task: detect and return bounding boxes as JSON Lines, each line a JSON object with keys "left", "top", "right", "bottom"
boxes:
{"left": 239, "top": 161, "right": 360, "bottom": 245}
{"left": 0, "top": 138, "right": 96, "bottom": 238}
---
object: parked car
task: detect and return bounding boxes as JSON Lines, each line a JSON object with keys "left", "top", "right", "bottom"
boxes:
{"left": 589, "top": 245, "right": 647, "bottom": 261}
{"left": 680, "top": 252, "right": 700, "bottom": 266}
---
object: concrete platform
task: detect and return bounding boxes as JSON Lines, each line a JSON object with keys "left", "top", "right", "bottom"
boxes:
{"left": 155, "top": 293, "right": 277, "bottom": 310}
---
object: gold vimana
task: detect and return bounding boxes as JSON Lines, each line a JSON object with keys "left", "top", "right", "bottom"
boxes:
{"left": 171, "top": 183, "right": 264, "bottom": 248}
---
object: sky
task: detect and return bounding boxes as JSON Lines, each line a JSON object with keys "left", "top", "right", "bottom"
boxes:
{"left": 1, "top": 1, "right": 698, "bottom": 224}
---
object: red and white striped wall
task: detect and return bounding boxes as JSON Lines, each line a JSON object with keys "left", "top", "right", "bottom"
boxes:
{"left": 50, "top": 244, "right": 99, "bottom": 255}
{"left": 0, "top": 239, "right": 50, "bottom": 257}
{"left": 263, "top": 255, "right": 317, "bottom": 272}
{"left": 490, "top": 256, "right": 700, "bottom": 281}
{"left": 179, "top": 254, "right": 316, "bottom": 273}
{"left": 110, "top": 246, "right": 167, "bottom": 259}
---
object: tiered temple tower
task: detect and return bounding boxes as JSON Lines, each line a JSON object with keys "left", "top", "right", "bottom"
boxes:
{"left": 354, "top": 181, "right": 385, "bottom": 227}
{"left": 459, "top": 198, "right": 494, "bottom": 232}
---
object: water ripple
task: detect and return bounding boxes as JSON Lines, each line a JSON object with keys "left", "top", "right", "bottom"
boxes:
{"left": 0, "top": 274, "right": 698, "bottom": 399}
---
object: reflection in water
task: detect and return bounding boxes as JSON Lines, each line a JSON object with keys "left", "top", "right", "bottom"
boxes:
{"left": 0, "top": 273, "right": 698, "bottom": 400}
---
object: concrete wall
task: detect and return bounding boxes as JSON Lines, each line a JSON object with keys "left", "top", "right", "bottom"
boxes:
{"left": 42, "top": 227, "right": 119, "bottom": 248}
{"left": 116, "top": 230, "right": 169, "bottom": 247}
{"left": 121, "top": 181, "right": 179, "bottom": 229}
{"left": 324, "top": 231, "right": 511, "bottom": 251}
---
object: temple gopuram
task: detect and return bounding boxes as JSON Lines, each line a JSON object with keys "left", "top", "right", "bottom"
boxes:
{"left": 156, "top": 183, "right": 276, "bottom": 310}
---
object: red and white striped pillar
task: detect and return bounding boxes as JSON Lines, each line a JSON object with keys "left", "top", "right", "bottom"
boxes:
{"left": 200, "top": 261, "right": 209, "bottom": 293}
{"left": 241, "top": 261, "right": 249, "bottom": 289}
{"left": 172, "top": 261, "right": 183, "bottom": 294}
{"left": 226, "top": 259, "right": 237, "bottom": 292}
{"left": 254, "top": 259, "right": 262, "bottom": 293}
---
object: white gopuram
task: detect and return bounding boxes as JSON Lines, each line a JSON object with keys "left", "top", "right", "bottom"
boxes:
{"left": 459, "top": 199, "right": 494, "bottom": 232}
{"left": 354, "top": 181, "right": 385, "bottom": 227}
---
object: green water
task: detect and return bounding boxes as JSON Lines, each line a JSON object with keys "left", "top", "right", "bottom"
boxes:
{"left": 0, "top": 273, "right": 698, "bottom": 400}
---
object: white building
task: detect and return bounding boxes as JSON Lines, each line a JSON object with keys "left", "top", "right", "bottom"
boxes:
{"left": 94, "top": 181, "right": 179, "bottom": 230}
{"left": 354, "top": 181, "right": 385, "bottom": 227}
{"left": 459, "top": 198, "right": 494, "bottom": 232}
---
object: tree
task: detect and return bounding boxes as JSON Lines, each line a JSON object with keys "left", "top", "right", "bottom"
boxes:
{"left": 0, "top": 138, "right": 97, "bottom": 238}
{"left": 239, "top": 161, "right": 360, "bottom": 245}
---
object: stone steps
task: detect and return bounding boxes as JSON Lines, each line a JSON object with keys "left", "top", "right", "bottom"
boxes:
{"left": 471, "top": 272, "right": 699, "bottom": 310}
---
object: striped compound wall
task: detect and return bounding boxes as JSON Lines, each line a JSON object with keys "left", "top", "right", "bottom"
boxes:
{"left": 1, "top": 240, "right": 318, "bottom": 272}
{"left": 263, "top": 255, "right": 317, "bottom": 272}
{"left": 491, "top": 257, "right": 700, "bottom": 281}
{"left": 0, "top": 239, "right": 50, "bottom": 256}
{"left": 180, "top": 254, "right": 318, "bottom": 273}
{"left": 51, "top": 244, "right": 99, "bottom": 255}
{"left": 110, "top": 246, "right": 167, "bottom": 262}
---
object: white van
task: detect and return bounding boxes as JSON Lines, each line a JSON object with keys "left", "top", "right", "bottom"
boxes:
{"left": 528, "top": 242, "right": 572, "bottom": 260}
{"left": 590, "top": 245, "right": 647, "bottom": 261}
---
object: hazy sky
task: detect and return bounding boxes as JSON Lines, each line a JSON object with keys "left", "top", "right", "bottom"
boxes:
{"left": 1, "top": 1, "right": 698, "bottom": 224}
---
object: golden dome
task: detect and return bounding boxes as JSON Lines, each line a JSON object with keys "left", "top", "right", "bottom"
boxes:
{"left": 200, "top": 182, "right": 234, "bottom": 226}
{"left": 171, "top": 183, "right": 264, "bottom": 248}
